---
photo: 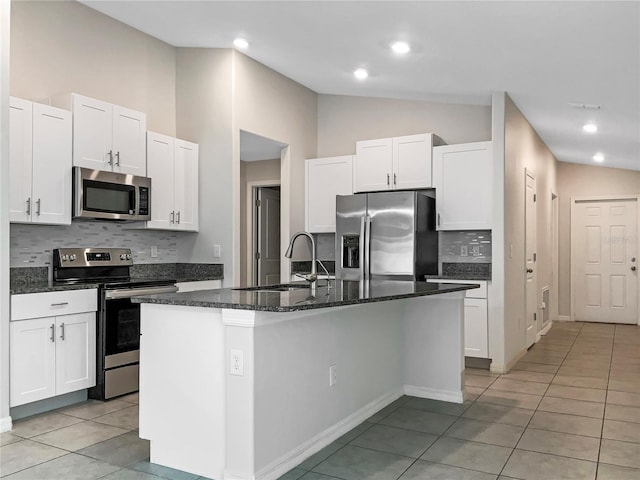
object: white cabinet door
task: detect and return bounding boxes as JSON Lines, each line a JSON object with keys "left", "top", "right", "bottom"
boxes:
{"left": 355, "top": 138, "right": 392, "bottom": 192}
{"left": 146, "top": 132, "right": 175, "bottom": 230}
{"left": 305, "top": 155, "right": 354, "bottom": 233}
{"left": 10, "top": 317, "right": 56, "bottom": 407}
{"left": 9, "top": 97, "right": 33, "bottom": 223}
{"left": 31, "top": 103, "right": 72, "bottom": 225}
{"left": 55, "top": 312, "right": 96, "bottom": 395}
{"left": 393, "top": 134, "right": 432, "bottom": 190}
{"left": 72, "top": 94, "right": 113, "bottom": 171}
{"left": 112, "top": 105, "right": 147, "bottom": 176}
{"left": 464, "top": 298, "right": 489, "bottom": 358}
{"left": 434, "top": 141, "right": 493, "bottom": 230}
{"left": 174, "top": 139, "right": 199, "bottom": 231}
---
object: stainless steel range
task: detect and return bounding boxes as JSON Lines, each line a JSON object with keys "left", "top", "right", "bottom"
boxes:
{"left": 53, "top": 248, "right": 178, "bottom": 400}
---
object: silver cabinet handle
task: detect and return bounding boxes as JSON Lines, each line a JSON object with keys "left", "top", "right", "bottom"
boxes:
{"left": 26, "top": 197, "right": 31, "bottom": 215}
{"left": 393, "top": 173, "right": 397, "bottom": 185}
{"left": 386, "top": 173, "right": 390, "bottom": 186}
{"left": 107, "top": 150, "right": 113, "bottom": 165}
{"left": 59, "top": 323, "right": 65, "bottom": 340}
{"left": 50, "top": 324, "right": 55, "bottom": 342}
{"left": 115, "top": 151, "right": 120, "bottom": 166}
{"left": 176, "top": 211, "right": 180, "bottom": 224}
{"left": 170, "top": 211, "right": 175, "bottom": 224}
{"left": 50, "top": 302, "right": 69, "bottom": 307}
{"left": 36, "top": 198, "right": 41, "bottom": 216}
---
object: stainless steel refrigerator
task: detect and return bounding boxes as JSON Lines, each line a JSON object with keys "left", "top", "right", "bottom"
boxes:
{"left": 335, "top": 191, "right": 438, "bottom": 281}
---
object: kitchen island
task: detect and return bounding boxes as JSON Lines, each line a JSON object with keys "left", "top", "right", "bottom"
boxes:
{"left": 133, "top": 280, "right": 478, "bottom": 480}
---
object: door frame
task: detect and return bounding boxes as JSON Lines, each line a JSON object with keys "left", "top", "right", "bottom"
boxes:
{"left": 524, "top": 169, "right": 537, "bottom": 349}
{"left": 246, "top": 180, "right": 280, "bottom": 286}
{"left": 550, "top": 192, "right": 559, "bottom": 324}
{"left": 570, "top": 194, "right": 640, "bottom": 324}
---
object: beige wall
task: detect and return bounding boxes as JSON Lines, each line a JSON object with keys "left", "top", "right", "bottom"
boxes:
{"left": 233, "top": 53, "right": 318, "bottom": 284}
{"left": 10, "top": 0, "right": 176, "bottom": 135}
{"left": 556, "top": 162, "right": 640, "bottom": 317}
{"left": 317, "top": 94, "right": 491, "bottom": 156}
{"left": 503, "top": 94, "right": 557, "bottom": 366}
{"left": 239, "top": 159, "right": 281, "bottom": 286}
{"left": 174, "top": 48, "right": 234, "bottom": 283}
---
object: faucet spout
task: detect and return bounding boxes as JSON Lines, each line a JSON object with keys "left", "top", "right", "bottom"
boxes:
{"left": 285, "top": 231, "right": 317, "bottom": 291}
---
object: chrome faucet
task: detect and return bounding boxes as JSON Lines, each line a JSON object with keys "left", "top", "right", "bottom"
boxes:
{"left": 285, "top": 231, "right": 317, "bottom": 292}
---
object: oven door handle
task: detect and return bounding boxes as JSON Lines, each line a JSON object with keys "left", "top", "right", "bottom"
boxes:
{"left": 104, "top": 285, "right": 179, "bottom": 300}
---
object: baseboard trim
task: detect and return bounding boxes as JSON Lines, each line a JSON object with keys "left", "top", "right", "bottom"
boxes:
{"left": 253, "top": 388, "right": 403, "bottom": 480}
{"left": 490, "top": 363, "right": 507, "bottom": 374}
{"left": 538, "top": 321, "right": 553, "bottom": 338}
{"left": 557, "top": 315, "right": 571, "bottom": 322}
{"left": 1, "top": 416, "right": 13, "bottom": 433}
{"left": 504, "top": 348, "right": 527, "bottom": 373}
{"left": 403, "top": 384, "right": 464, "bottom": 404}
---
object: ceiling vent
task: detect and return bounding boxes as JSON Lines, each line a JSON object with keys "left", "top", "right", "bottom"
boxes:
{"left": 568, "top": 102, "right": 601, "bottom": 110}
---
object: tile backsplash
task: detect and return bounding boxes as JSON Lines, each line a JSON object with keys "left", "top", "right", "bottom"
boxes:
{"left": 10, "top": 221, "right": 188, "bottom": 268}
{"left": 439, "top": 230, "right": 492, "bottom": 264}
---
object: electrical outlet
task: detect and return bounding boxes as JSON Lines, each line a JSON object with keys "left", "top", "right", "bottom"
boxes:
{"left": 460, "top": 246, "right": 468, "bottom": 256}
{"left": 329, "top": 364, "right": 337, "bottom": 387}
{"left": 213, "top": 245, "right": 221, "bottom": 258}
{"left": 230, "top": 350, "right": 244, "bottom": 376}
{"left": 150, "top": 245, "right": 158, "bottom": 258}
{"left": 472, "top": 246, "right": 480, "bottom": 256}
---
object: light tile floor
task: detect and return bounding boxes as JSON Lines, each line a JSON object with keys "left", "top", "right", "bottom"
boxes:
{"left": 1, "top": 322, "right": 639, "bottom": 479}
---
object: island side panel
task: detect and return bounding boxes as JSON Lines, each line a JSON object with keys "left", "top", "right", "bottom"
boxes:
{"left": 139, "top": 303, "right": 226, "bottom": 479}
{"left": 402, "top": 292, "right": 465, "bottom": 403}
{"left": 225, "top": 301, "right": 405, "bottom": 480}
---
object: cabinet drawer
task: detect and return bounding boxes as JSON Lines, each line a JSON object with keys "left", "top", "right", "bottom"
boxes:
{"left": 11, "top": 289, "right": 97, "bottom": 321}
{"left": 426, "top": 279, "right": 487, "bottom": 298}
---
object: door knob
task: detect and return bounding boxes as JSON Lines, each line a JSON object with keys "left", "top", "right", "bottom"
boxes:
{"left": 632, "top": 266, "right": 637, "bottom": 272}
{"left": 527, "top": 268, "right": 533, "bottom": 273}
{"left": 632, "top": 257, "right": 637, "bottom": 262}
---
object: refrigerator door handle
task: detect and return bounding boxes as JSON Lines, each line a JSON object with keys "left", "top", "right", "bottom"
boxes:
{"left": 362, "top": 214, "right": 371, "bottom": 279}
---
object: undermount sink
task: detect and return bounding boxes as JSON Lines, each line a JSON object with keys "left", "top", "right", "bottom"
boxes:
{"left": 233, "top": 283, "right": 311, "bottom": 292}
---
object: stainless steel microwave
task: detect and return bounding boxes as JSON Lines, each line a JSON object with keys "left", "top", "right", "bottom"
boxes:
{"left": 73, "top": 167, "right": 151, "bottom": 221}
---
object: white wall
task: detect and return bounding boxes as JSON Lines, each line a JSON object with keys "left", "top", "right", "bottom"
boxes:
{"left": 1, "top": 0, "right": 12, "bottom": 432}
{"left": 233, "top": 53, "right": 318, "bottom": 284}
{"left": 502, "top": 94, "right": 557, "bottom": 369}
{"left": 556, "top": 161, "right": 640, "bottom": 317}
{"left": 10, "top": 0, "right": 176, "bottom": 135}
{"left": 174, "top": 48, "right": 234, "bottom": 284}
{"left": 317, "top": 94, "right": 491, "bottom": 156}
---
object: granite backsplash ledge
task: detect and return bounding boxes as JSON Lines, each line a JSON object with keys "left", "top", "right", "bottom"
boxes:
{"left": 131, "top": 263, "right": 223, "bottom": 282}
{"left": 10, "top": 266, "right": 49, "bottom": 290}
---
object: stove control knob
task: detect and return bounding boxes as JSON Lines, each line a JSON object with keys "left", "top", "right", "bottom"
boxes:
{"left": 126, "top": 254, "right": 132, "bottom": 260}
{"left": 61, "top": 254, "right": 69, "bottom": 261}
{"left": 120, "top": 254, "right": 126, "bottom": 260}
{"left": 69, "top": 254, "right": 77, "bottom": 261}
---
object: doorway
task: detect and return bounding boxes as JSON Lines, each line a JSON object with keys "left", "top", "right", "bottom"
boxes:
{"left": 571, "top": 196, "right": 638, "bottom": 324}
{"left": 239, "top": 130, "right": 287, "bottom": 287}
{"left": 254, "top": 187, "right": 281, "bottom": 285}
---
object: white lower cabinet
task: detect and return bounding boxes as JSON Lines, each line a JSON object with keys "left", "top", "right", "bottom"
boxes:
{"left": 10, "top": 290, "right": 97, "bottom": 407}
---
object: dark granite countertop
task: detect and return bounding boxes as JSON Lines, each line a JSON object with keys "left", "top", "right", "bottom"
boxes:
{"left": 132, "top": 280, "right": 478, "bottom": 312}
{"left": 10, "top": 282, "right": 100, "bottom": 295}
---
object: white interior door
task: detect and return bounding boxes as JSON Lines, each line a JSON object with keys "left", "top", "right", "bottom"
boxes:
{"left": 525, "top": 171, "right": 537, "bottom": 348}
{"left": 573, "top": 198, "right": 638, "bottom": 324}
{"left": 257, "top": 187, "right": 281, "bottom": 286}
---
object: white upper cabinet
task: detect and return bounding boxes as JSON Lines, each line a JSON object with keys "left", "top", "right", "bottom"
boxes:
{"left": 305, "top": 155, "right": 354, "bottom": 233}
{"left": 53, "top": 93, "right": 146, "bottom": 176}
{"left": 146, "top": 132, "right": 199, "bottom": 232}
{"left": 354, "top": 133, "right": 442, "bottom": 193}
{"left": 9, "top": 97, "right": 72, "bottom": 225}
{"left": 433, "top": 141, "right": 493, "bottom": 231}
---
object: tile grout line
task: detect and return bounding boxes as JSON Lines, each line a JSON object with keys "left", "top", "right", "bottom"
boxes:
{"left": 594, "top": 323, "right": 616, "bottom": 479}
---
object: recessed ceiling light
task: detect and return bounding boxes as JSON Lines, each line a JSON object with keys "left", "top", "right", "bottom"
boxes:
{"left": 354, "top": 68, "right": 369, "bottom": 80}
{"left": 233, "top": 38, "right": 249, "bottom": 49}
{"left": 391, "top": 41, "right": 411, "bottom": 54}
{"left": 593, "top": 153, "right": 605, "bottom": 162}
{"left": 583, "top": 123, "right": 598, "bottom": 133}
